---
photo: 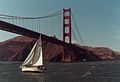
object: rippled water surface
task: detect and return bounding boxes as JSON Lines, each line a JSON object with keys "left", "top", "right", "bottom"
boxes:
{"left": 0, "top": 61, "right": 120, "bottom": 82}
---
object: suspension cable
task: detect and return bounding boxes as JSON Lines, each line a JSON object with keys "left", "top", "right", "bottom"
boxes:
{"left": 71, "top": 12, "right": 92, "bottom": 56}
{"left": 71, "top": 28, "right": 79, "bottom": 44}
{"left": 0, "top": 10, "right": 63, "bottom": 19}
{"left": 71, "top": 12, "right": 85, "bottom": 46}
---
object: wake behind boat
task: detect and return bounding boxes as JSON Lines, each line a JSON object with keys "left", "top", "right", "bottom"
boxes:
{"left": 20, "top": 34, "right": 45, "bottom": 72}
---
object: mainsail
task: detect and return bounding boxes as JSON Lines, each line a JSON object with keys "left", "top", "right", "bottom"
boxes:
{"left": 22, "top": 34, "right": 43, "bottom": 66}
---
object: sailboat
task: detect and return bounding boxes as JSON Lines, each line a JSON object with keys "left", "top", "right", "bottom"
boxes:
{"left": 20, "top": 34, "right": 45, "bottom": 72}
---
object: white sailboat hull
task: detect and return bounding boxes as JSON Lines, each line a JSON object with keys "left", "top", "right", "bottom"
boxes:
{"left": 21, "top": 66, "right": 44, "bottom": 72}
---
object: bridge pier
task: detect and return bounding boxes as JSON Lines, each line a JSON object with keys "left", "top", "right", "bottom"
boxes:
{"left": 62, "top": 46, "right": 73, "bottom": 62}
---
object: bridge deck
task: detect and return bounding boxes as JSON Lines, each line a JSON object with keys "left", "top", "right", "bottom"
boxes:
{"left": 0, "top": 20, "right": 80, "bottom": 48}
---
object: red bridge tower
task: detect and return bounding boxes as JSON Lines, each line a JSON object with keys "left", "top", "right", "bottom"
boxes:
{"left": 62, "top": 8, "right": 73, "bottom": 62}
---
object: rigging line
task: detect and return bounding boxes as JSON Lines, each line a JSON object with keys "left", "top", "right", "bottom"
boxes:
{"left": 71, "top": 28, "right": 79, "bottom": 44}
{"left": 0, "top": 10, "right": 63, "bottom": 19}
{"left": 71, "top": 12, "right": 85, "bottom": 46}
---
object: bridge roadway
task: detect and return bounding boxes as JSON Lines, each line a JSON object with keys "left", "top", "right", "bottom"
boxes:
{"left": 0, "top": 20, "right": 70, "bottom": 46}
{"left": 0, "top": 20, "right": 84, "bottom": 49}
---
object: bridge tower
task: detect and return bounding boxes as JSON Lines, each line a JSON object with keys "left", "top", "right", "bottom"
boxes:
{"left": 62, "top": 8, "right": 73, "bottom": 62}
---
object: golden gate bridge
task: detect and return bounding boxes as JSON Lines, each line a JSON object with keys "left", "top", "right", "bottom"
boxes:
{"left": 0, "top": 8, "right": 87, "bottom": 62}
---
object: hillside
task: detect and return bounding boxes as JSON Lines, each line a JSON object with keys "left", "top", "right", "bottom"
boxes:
{"left": 75, "top": 45, "right": 120, "bottom": 61}
{"left": 0, "top": 36, "right": 120, "bottom": 62}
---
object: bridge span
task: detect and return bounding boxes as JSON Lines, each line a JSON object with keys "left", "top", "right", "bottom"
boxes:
{"left": 0, "top": 8, "right": 97, "bottom": 62}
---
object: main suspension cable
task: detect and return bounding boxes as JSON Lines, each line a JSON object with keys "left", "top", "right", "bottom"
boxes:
{"left": 71, "top": 12, "right": 85, "bottom": 46}
{"left": 0, "top": 10, "right": 63, "bottom": 19}
{"left": 71, "top": 28, "right": 79, "bottom": 44}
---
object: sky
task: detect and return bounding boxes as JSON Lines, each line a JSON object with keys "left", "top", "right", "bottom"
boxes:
{"left": 0, "top": 0, "right": 120, "bottom": 51}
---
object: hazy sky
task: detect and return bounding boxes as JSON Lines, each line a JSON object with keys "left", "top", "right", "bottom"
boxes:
{"left": 0, "top": 0, "right": 120, "bottom": 51}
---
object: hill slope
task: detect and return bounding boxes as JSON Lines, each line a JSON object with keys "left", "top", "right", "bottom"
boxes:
{"left": 0, "top": 36, "right": 119, "bottom": 61}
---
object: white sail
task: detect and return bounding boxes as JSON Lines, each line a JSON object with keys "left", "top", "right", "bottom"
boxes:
{"left": 32, "top": 43, "right": 43, "bottom": 66}
{"left": 22, "top": 42, "right": 37, "bottom": 65}
{"left": 32, "top": 35, "right": 43, "bottom": 66}
{"left": 22, "top": 34, "right": 43, "bottom": 66}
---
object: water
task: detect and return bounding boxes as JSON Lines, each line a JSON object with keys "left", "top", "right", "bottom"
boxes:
{"left": 0, "top": 61, "right": 120, "bottom": 82}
